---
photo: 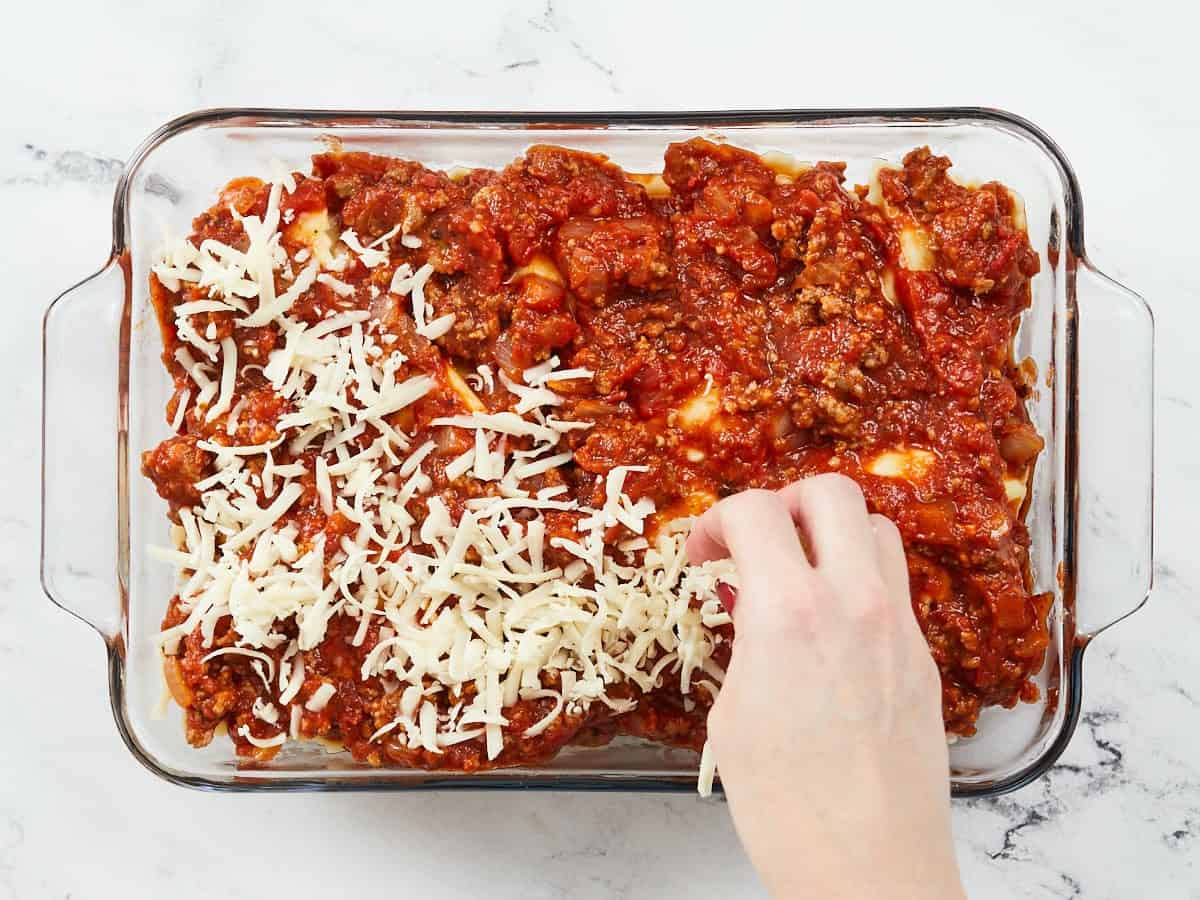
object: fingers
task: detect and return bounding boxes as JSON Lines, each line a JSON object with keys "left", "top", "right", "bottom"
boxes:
{"left": 686, "top": 477, "right": 915, "bottom": 637}
{"left": 686, "top": 489, "right": 808, "bottom": 570}
{"left": 777, "top": 474, "right": 879, "bottom": 598}
{"left": 869, "top": 513, "right": 927, "bottom": 646}
{"left": 685, "top": 489, "right": 812, "bottom": 630}
{"left": 870, "top": 513, "right": 910, "bottom": 607}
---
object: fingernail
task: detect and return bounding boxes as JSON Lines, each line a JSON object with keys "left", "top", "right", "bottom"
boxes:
{"left": 717, "top": 582, "right": 737, "bottom": 614}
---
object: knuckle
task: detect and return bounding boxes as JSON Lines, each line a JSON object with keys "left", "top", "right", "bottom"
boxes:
{"left": 772, "top": 576, "right": 825, "bottom": 633}
{"left": 740, "top": 575, "right": 820, "bottom": 638}
{"left": 869, "top": 512, "right": 901, "bottom": 543}
{"left": 850, "top": 580, "right": 897, "bottom": 629}
{"left": 730, "top": 487, "right": 786, "bottom": 514}
{"left": 810, "top": 472, "right": 866, "bottom": 506}
{"left": 721, "top": 489, "right": 791, "bottom": 533}
{"left": 777, "top": 600, "right": 819, "bottom": 638}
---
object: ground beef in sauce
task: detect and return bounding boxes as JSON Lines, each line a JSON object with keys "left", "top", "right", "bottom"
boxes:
{"left": 145, "top": 140, "right": 1050, "bottom": 766}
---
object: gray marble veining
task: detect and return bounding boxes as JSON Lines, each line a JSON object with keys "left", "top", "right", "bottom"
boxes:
{"left": 3, "top": 0, "right": 1198, "bottom": 897}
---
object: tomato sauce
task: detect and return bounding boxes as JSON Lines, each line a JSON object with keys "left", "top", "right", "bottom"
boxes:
{"left": 146, "top": 139, "right": 1050, "bottom": 766}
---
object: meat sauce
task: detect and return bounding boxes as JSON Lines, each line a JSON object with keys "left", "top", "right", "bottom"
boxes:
{"left": 146, "top": 139, "right": 1049, "bottom": 766}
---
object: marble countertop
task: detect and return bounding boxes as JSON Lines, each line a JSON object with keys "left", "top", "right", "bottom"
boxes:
{"left": 3, "top": 1, "right": 1197, "bottom": 897}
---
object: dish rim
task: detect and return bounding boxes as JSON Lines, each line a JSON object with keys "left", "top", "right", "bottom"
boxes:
{"left": 46, "top": 106, "right": 1147, "bottom": 796}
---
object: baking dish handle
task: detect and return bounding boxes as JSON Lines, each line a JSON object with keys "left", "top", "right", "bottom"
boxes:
{"left": 42, "top": 258, "right": 128, "bottom": 643}
{"left": 1073, "top": 260, "right": 1154, "bottom": 640}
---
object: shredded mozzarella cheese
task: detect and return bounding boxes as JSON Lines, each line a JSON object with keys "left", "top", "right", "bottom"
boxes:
{"left": 150, "top": 161, "right": 735, "bottom": 795}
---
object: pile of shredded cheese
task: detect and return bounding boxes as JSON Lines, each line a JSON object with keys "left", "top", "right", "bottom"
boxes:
{"left": 149, "top": 163, "right": 735, "bottom": 795}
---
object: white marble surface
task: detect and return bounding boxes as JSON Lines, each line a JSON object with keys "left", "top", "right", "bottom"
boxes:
{"left": 3, "top": 1, "right": 1198, "bottom": 897}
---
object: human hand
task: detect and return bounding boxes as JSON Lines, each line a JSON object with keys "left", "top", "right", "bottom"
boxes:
{"left": 687, "top": 475, "right": 965, "bottom": 900}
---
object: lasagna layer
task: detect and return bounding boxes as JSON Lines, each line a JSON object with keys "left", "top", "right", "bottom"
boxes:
{"left": 143, "top": 140, "right": 1050, "bottom": 770}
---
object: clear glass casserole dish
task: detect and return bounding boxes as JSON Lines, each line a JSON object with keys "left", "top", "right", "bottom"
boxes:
{"left": 41, "top": 108, "right": 1153, "bottom": 796}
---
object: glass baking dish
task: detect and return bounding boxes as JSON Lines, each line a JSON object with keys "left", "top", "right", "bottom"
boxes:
{"left": 41, "top": 108, "right": 1154, "bottom": 796}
